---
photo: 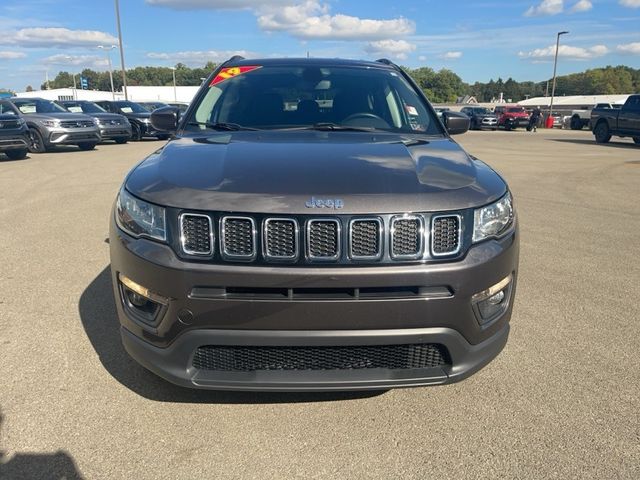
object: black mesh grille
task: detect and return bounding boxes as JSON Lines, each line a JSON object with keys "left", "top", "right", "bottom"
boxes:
{"left": 308, "top": 221, "right": 339, "bottom": 259}
{"left": 180, "top": 215, "right": 212, "bottom": 254}
{"left": 223, "top": 217, "right": 255, "bottom": 257}
{"left": 0, "top": 120, "right": 20, "bottom": 129}
{"left": 60, "top": 120, "right": 94, "bottom": 128}
{"left": 432, "top": 216, "right": 460, "bottom": 255}
{"left": 391, "top": 218, "right": 421, "bottom": 257}
{"left": 350, "top": 220, "right": 381, "bottom": 258}
{"left": 265, "top": 219, "right": 297, "bottom": 258}
{"left": 192, "top": 343, "right": 449, "bottom": 371}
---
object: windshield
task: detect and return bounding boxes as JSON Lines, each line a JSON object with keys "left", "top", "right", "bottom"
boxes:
{"left": 471, "top": 107, "right": 490, "bottom": 114}
{"left": 13, "top": 99, "right": 67, "bottom": 114}
{"left": 188, "top": 64, "right": 441, "bottom": 134}
{"left": 114, "top": 101, "right": 148, "bottom": 114}
{"left": 63, "top": 102, "right": 106, "bottom": 114}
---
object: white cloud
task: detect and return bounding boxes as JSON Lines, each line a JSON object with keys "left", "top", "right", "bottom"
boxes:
{"left": 418, "top": 55, "right": 427, "bottom": 62}
{"left": 439, "top": 51, "right": 463, "bottom": 60}
{"left": 524, "top": 0, "right": 564, "bottom": 16}
{"left": 570, "top": 0, "right": 592, "bottom": 12}
{"left": 616, "top": 42, "right": 640, "bottom": 54}
{"left": 518, "top": 44, "right": 609, "bottom": 60}
{"left": 146, "top": 50, "right": 256, "bottom": 65}
{"left": 257, "top": 1, "right": 415, "bottom": 40}
{"left": 364, "top": 40, "right": 416, "bottom": 60}
{"left": 619, "top": 0, "right": 640, "bottom": 7}
{"left": 146, "top": 0, "right": 289, "bottom": 9}
{"left": 0, "top": 51, "right": 26, "bottom": 59}
{"left": 0, "top": 28, "right": 117, "bottom": 48}
{"left": 42, "top": 54, "right": 109, "bottom": 69}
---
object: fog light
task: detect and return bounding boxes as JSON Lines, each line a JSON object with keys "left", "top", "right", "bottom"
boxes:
{"left": 118, "top": 273, "right": 168, "bottom": 325}
{"left": 472, "top": 274, "right": 512, "bottom": 325}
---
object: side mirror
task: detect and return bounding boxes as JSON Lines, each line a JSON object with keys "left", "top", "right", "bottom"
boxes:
{"left": 150, "top": 106, "right": 179, "bottom": 133}
{"left": 443, "top": 111, "right": 470, "bottom": 135}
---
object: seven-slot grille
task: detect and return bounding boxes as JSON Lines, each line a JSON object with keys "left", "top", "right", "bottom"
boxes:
{"left": 432, "top": 215, "right": 461, "bottom": 256}
{"left": 307, "top": 220, "right": 340, "bottom": 260}
{"left": 264, "top": 219, "right": 298, "bottom": 260}
{"left": 350, "top": 219, "right": 382, "bottom": 259}
{"left": 192, "top": 343, "right": 450, "bottom": 372}
{"left": 391, "top": 216, "right": 423, "bottom": 259}
{"left": 178, "top": 213, "right": 463, "bottom": 262}
{"left": 60, "top": 119, "right": 95, "bottom": 128}
{"left": 180, "top": 214, "right": 212, "bottom": 255}
{"left": 221, "top": 217, "right": 256, "bottom": 260}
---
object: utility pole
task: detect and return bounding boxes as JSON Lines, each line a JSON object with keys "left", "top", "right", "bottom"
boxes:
{"left": 548, "top": 31, "right": 569, "bottom": 126}
{"left": 114, "top": 0, "right": 128, "bottom": 100}
{"left": 98, "top": 45, "right": 117, "bottom": 100}
{"left": 170, "top": 67, "right": 177, "bottom": 102}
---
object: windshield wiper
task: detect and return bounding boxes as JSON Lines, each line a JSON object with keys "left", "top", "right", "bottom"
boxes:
{"left": 187, "top": 121, "right": 258, "bottom": 131}
{"left": 281, "top": 122, "right": 377, "bottom": 132}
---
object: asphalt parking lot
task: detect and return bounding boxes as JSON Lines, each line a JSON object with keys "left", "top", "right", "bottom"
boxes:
{"left": 0, "top": 129, "right": 638, "bottom": 479}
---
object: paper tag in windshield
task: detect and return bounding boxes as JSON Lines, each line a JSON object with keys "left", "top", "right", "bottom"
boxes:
{"left": 210, "top": 66, "right": 261, "bottom": 86}
{"left": 405, "top": 105, "right": 418, "bottom": 116}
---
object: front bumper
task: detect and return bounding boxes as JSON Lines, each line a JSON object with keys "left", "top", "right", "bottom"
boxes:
{"left": 0, "top": 132, "right": 29, "bottom": 151}
{"left": 48, "top": 127, "right": 101, "bottom": 145}
{"left": 109, "top": 216, "right": 519, "bottom": 391}
{"left": 99, "top": 124, "right": 132, "bottom": 140}
{"left": 480, "top": 118, "right": 498, "bottom": 129}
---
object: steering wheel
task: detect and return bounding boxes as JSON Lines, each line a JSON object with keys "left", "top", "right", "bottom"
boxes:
{"left": 342, "top": 112, "right": 390, "bottom": 129}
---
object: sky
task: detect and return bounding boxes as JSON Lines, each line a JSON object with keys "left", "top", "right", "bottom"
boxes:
{"left": 1, "top": 0, "right": 639, "bottom": 92}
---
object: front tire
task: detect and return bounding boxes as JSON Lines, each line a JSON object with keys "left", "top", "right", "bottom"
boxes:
{"left": 78, "top": 142, "right": 97, "bottom": 151}
{"left": 4, "top": 149, "right": 28, "bottom": 160}
{"left": 131, "top": 123, "right": 143, "bottom": 141}
{"left": 594, "top": 122, "right": 611, "bottom": 144}
{"left": 633, "top": 137, "right": 640, "bottom": 145}
{"left": 115, "top": 137, "right": 128, "bottom": 144}
{"left": 156, "top": 134, "right": 170, "bottom": 141}
{"left": 570, "top": 116, "right": 583, "bottom": 130}
{"left": 28, "top": 128, "right": 47, "bottom": 153}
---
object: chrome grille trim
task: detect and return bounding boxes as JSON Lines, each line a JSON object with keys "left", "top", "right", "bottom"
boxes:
{"left": 390, "top": 215, "right": 425, "bottom": 260}
{"left": 220, "top": 216, "right": 257, "bottom": 261}
{"left": 306, "top": 218, "right": 341, "bottom": 261}
{"left": 263, "top": 218, "right": 299, "bottom": 262}
{"left": 431, "top": 214, "right": 462, "bottom": 257}
{"left": 348, "top": 218, "right": 383, "bottom": 260}
{"left": 179, "top": 213, "right": 213, "bottom": 256}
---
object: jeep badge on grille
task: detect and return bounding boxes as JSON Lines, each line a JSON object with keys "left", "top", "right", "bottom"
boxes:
{"left": 305, "top": 197, "right": 344, "bottom": 209}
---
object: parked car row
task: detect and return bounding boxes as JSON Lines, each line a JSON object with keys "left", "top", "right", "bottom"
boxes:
{"left": 0, "top": 97, "right": 187, "bottom": 158}
{"left": 459, "top": 105, "right": 530, "bottom": 131}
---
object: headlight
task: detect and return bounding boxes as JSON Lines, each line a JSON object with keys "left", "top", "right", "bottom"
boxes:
{"left": 473, "top": 192, "right": 514, "bottom": 242}
{"left": 116, "top": 188, "right": 166, "bottom": 241}
{"left": 39, "top": 119, "right": 60, "bottom": 128}
{"left": 94, "top": 118, "right": 102, "bottom": 126}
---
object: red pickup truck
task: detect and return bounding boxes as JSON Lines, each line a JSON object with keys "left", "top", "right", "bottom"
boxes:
{"left": 494, "top": 105, "right": 530, "bottom": 131}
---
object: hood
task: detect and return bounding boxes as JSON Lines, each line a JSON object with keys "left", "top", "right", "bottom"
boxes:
{"left": 502, "top": 111, "right": 529, "bottom": 118}
{"left": 126, "top": 131, "right": 507, "bottom": 214}
{"left": 123, "top": 112, "right": 151, "bottom": 120}
{"left": 22, "top": 112, "right": 94, "bottom": 122}
{"left": 91, "top": 112, "right": 127, "bottom": 122}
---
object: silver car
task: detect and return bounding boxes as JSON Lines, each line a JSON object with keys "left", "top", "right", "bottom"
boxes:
{"left": 5, "top": 98, "right": 101, "bottom": 153}
{"left": 57, "top": 100, "right": 132, "bottom": 144}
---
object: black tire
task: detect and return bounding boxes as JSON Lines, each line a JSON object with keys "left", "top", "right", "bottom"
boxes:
{"left": 594, "top": 122, "right": 611, "bottom": 144}
{"left": 634, "top": 137, "right": 640, "bottom": 145}
{"left": 4, "top": 149, "right": 28, "bottom": 160}
{"left": 156, "top": 134, "right": 170, "bottom": 141}
{"left": 570, "top": 116, "right": 583, "bottom": 130}
{"left": 28, "top": 128, "right": 47, "bottom": 153}
{"left": 131, "top": 123, "right": 143, "bottom": 141}
{"left": 78, "top": 142, "right": 97, "bottom": 151}
{"left": 114, "top": 137, "right": 128, "bottom": 144}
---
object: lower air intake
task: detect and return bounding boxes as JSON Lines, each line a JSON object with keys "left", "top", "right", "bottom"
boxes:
{"left": 192, "top": 343, "right": 449, "bottom": 371}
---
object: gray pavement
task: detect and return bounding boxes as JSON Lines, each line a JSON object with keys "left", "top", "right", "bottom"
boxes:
{"left": 0, "top": 130, "right": 638, "bottom": 479}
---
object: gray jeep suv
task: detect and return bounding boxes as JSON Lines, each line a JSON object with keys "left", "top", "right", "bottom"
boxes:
{"left": 110, "top": 58, "right": 519, "bottom": 391}
{"left": 4, "top": 98, "right": 100, "bottom": 153}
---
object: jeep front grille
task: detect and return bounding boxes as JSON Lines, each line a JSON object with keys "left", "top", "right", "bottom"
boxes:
{"left": 390, "top": 216, "right": 423, "bottom": 259}
{"left": 192, "top": 343, "right": 450, "bottom": 372}
{"left": 307, "top": 219, "right": 340, "bottom": 260}
{"left": 432, "top": 215, "right": 461, "bottom": 256}
{"left": 264, "top": 218, "right": 298, "bottom": 260}
{"left": 349, "top": 219, "right": 382, "bottom": 259}
{"left": 221, "top": 216, "right": 256, "bottom": 260}
{"left": 180, "top": 214, "right": 213, "bottom": 255}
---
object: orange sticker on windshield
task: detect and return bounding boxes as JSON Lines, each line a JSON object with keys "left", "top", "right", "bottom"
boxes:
{"left": 210, "top": 66, "right": 261, "bottom": 86}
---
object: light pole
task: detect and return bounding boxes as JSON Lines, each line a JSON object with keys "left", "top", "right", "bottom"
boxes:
{"left": 98, "top": 45, "right": 117, "bottom": 100}
{"left": 169, "top": 67, "right": 177, "bottom": 102}
{"left": 64, "top": 56, "right": 78, "bottom": 100}
{"left": 114, "top": 0, "right": 128, "bottom": 100}
{"left": 548, "top": 30, "right": 569, "bottom": 127}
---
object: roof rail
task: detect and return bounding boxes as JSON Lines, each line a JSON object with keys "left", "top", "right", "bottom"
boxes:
{"left": 375, "top": 58, "right": 402, "bottom": 71}
{"left": 226, "top": 55, "right": 246, "bottom": 64}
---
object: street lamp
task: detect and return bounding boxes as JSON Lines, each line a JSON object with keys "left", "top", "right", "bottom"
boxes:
{"left": 169, "top": 67, "right": 177, "bottom": 102}
{"left": 64, "top": 55, "right": 78, "bottom": 100}
{"left": 98, "top": 45, "right": 117, "bottom": 100}
{"left": 114, "top": 0, "right": 128, "bottom": 100}
{"left": 548, "top": 30, "right": 569, "bottom": 127}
